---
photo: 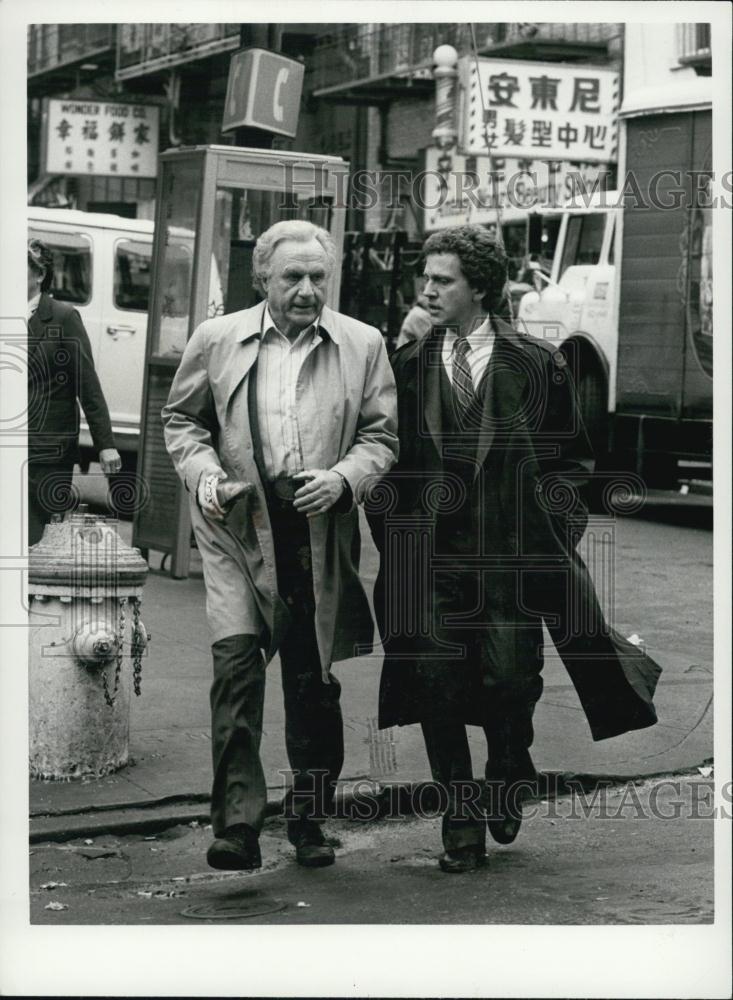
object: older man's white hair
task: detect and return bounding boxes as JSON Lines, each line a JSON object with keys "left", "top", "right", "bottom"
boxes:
{"left": 252, "top": 220, "right": 336, "bottom": 293}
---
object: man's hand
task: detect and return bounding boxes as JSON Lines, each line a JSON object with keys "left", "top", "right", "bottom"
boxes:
{"left": 197, "top": 472, "right": 227, "bottom": 522}
{"left": 293, "top": 469, "right": 346, "bottom": 517}
{"left": 99, "top": 448, "right": 122, "bottom": 475}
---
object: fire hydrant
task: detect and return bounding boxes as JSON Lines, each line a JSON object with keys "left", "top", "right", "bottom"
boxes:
{"left": 28, "top": 508, "right": 149, "bottom": 780}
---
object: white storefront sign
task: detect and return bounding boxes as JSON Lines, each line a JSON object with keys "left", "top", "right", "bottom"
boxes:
{"left": 43, "top": 99, "right": 160, "bottom": 179}
{"left": 422, "top": 148, "right": 611, "bottom": 231}
{"left": 462, "top": 58, "right": 619, "bottom": 163}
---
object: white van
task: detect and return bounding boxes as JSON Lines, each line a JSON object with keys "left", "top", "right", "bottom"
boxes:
{"left": 27, "top": 208, "right": 222, "bottom": 466}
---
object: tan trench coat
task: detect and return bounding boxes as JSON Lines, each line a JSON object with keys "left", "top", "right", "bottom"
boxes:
{"left": 162, "top": 302, "right": 398, "bottom": 670}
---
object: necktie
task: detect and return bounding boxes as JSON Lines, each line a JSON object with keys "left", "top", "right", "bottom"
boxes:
{"left": 451, "top": 336, "right": 476, "bottom": 425}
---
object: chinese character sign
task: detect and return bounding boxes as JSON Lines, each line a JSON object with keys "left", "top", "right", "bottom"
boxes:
{"left": 421, "top": 148, "right": 609, "bottom": 230}
{"left": 463, "top": 59, "right": 619, "bottom": 163}
{"left": 44, "top": 99, "right": 160, "bottom": 178}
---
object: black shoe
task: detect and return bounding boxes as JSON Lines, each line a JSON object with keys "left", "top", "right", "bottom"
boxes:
{"left": 485, "top": 782, "right": 524, "bottom": 845}
{"left": 438, "top": 845, "right": 487, "bottom": 874}
{"left": 206, "top": 824, "right": 262, "bottom": 871}
{"left": 288, "top": 819, "right": 336, "bottom": 868}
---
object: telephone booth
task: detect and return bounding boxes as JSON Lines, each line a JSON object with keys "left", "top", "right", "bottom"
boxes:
{"left": 132, "top": 145, "right": 349, "bottom": 578}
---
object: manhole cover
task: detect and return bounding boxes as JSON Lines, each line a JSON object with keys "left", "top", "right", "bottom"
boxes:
{"left": 181, "top": 895, "right": 287, "bottom": 920}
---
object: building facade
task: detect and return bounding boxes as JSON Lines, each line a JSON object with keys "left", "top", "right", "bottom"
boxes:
{"left": 27, "top": 21, "right": 625, "bottom": 336}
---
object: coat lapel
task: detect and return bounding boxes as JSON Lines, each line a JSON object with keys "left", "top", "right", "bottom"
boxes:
{"left": 474, "top": 324, "right": 528, "bottom": 476}
{"left": 422, "top": 333, "right": 443, "bottom": 448}
{"left": 225, "top": 302, "right": 266, "bottom": 411}
{"left": 27, "top": 293, "right": 53, "bottom": 359}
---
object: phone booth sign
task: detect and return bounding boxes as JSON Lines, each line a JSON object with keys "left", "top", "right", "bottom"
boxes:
{"left": 223, "top": 49, "right": 305, "bottom": 137}
{"left": 132, "top": 145, "right": 348, "bottom": 577}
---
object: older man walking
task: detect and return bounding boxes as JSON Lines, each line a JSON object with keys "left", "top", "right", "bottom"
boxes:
{"left": 163, "top": 220, "right": 398, "bottom": 870}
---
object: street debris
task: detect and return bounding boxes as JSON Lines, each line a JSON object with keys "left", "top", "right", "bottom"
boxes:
{"left": 44, "top": 901, "right": 68, "bottom": 911}
{"left": 77, "top": 847, "right": 121, "bottom": 860}
{"left": 685, "top": 664, "right": 712, "bottom": 674}
{"left": 296, "top": 901, "right": 311, "bottom": 908}
{"left": 698, "top": 766, "right": 713, "bottom": 778}
{"left": 40, "top": 881, "right": 68, "bottom": 890}
{"left": 137, "top": 888, "right": 184, "bottom": 900}
{"left": 83, "top": 839, "right": 94, "bottom": 845}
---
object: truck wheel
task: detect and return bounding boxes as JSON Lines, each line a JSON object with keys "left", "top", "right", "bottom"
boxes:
{"left": 571, "top": 355, "right": 609, "bottom": 513}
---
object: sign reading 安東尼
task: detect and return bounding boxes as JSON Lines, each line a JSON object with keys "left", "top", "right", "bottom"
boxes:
{"left": 463, "top": 58, "right": 619, "bottom": 163}
{"left": 222, "top": 48, "right": 305, "bottom": 137}
{"left": 43, "top": 99, "right": 160, "bottom": 179}
{"left": 421, "top": 148, "right": 610, "bottom": 230}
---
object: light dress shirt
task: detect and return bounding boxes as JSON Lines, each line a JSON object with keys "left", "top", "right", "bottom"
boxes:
{"left": 256, "top": 305, "right": 323, "bottom": 481}
{"left": 441, "top": 317, "right": 495, "bottom": 392}
{"left": 28, "top": 292, "right": 41, "bottom": 320}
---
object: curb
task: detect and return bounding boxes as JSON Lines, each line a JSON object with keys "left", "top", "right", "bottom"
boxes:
{"left": 29, "top": 761, "right": 713, "bottom": 844}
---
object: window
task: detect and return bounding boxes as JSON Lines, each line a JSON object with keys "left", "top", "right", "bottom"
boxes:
{"left": 559, "top": 213, "right": 606, "bottom": 277}
{"left": 115, "top": 239, "right": 152, "bottom": 311}
{"left": 677, "top": 24, "right": 712, "bottom": 75}
{"left": 156, "top": 242, "right": 194, "bottom": 357}
{"left": 28, "top": 228, "right": 92, "bottom": 304}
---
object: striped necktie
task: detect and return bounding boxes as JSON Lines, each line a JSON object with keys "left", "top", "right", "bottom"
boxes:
{"left": 451, "top": 336, "right": 477, "bottom": 425}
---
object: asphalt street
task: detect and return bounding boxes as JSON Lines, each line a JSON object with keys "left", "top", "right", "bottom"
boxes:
{"left": 27, "top": 466, "right": 716, "bottom": 931}
{"left": 30, "top": 775, "right": 715, "bottom": 925}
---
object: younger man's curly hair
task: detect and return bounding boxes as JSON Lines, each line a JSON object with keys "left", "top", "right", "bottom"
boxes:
{"left": 422, "top": 225, "right": 508, "bottom": 315}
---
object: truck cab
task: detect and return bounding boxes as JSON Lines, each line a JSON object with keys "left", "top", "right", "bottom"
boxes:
{"left": 516, "top": 192, "right": 620, "bottom": 448}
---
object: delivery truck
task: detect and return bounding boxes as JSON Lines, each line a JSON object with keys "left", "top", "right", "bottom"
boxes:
{"left": 516, "top": 83, "right": 712, "bottom": 501}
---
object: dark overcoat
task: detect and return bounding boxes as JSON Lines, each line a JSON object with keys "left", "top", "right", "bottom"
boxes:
{"left": 27, "top": 292, "right": 115, "bottom": 459}
{"left": 27, "top": 293, "right": 116, "bottom": 544}
{"left": 368, "top": 321, "right": 661, "bottom": 742}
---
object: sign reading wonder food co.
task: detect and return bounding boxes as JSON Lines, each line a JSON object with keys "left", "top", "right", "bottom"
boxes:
{"left": 43, "top": 98, "right": 160, "bottom": 179}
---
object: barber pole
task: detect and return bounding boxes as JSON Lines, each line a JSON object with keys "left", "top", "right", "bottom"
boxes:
{"left": 431, "top": 44, "right": 459, "bottom": 150}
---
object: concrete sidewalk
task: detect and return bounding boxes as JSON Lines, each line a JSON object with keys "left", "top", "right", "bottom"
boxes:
{"left": 29, "top": 510, "right": 714, "bottom": 841}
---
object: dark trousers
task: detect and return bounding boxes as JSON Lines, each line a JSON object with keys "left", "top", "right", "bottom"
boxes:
{"left": 210, "top": 634, "right": 267, "bottom": 837}
{"left": 421, "top": 694, "right": 540, "bottom": 853}
{"left": 28, "top": 452, "right": 75, "bottom": 546}
{"left": 209, "top": 499, "right": 344, "bottom": 838}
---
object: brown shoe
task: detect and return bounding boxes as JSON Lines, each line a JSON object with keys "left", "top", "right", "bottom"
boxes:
{"left": 206, "top": 824, "right": 262, "bottom": 871}
{"left": 485, "top": 782, "right": 524, "bottom": 845}
{"left": 438, "top": 845, "right": 488, "bottom": 874}
{"left": 288, "top": 819, "right": 336, "bottom": 868}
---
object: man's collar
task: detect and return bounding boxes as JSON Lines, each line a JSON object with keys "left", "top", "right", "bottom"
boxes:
{"left": 236, "top": 301, "right": 340, "bottom": 344}
{"left": 442, "top": 316, "right": 494, "bottom": 345}
{"left": 466, "top": 317, "right": 493, "bottom": 345}
{"left": 262, "top": 304, "right": 323, "bottom": 343}
{"left": 28, "top": 292, "right": 41, "bottom": 318}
